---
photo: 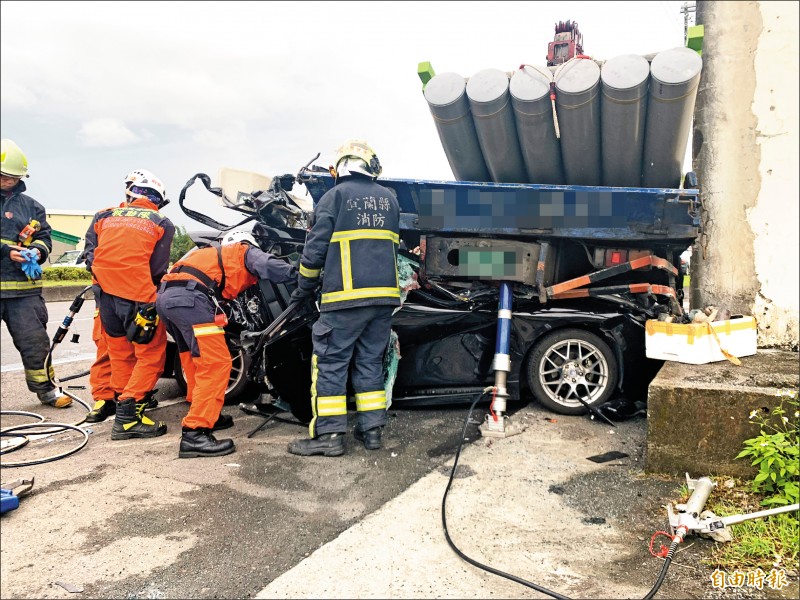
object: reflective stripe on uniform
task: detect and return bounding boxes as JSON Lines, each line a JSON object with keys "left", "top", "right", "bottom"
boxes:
{"left": 192, "top": 324, "right": 224, "bottom": 337}
{"left": 1, "top": 238, "right": 17, "bottom": 245}
{"left": 322, "top": 287, "right": 400, "bottom": 304}
{"left": 316, "top": 395, "right": 347, "bottom": 417}
{"left": 309, "top": 354, "right": 319, "bottom": 437}
{"left": 25, "top": 367, "right": 54, "bottom": 383}
{"left": 299, "top": 264, "right": 321, "bottom": 278}
{"left": 322, "top": 229, "right": 399, "bottom": 305}
{"left": 340, "top": 240, "right": 352, "bottom": 290}
{"left": 1, "top": 280, "right": 43, "bottom": 291}
{"left": 355, "top": 390, "right": 386, "bottom": 412}
{"left": 331, "top": 229, "right": 399, "bottom": 244}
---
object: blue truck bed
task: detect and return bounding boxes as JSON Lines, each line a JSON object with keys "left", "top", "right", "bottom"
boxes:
{"left": 301, "top": 172, "right": 700, "bottom": 245}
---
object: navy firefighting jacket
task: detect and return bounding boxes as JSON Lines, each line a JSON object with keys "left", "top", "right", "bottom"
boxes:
{"left": 297, "top": 174, "right": 400, "bottom": 312}
{"left": 0, "top": 181, "right": 52, "bottom": 298}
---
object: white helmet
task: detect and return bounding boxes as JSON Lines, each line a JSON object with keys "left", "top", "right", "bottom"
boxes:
{"left": 221, "top": 230, "right": 258, "bottom": 247}
{"left": 124, "top": 169, "right": 167, "bottom": 207}
{"left": 124, "top": 168, "right": 148, "bottom": 189}
{"left": 333, "top": 139, "right": 382, "bottom": 179}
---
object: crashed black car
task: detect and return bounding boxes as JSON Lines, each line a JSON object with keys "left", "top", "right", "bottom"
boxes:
{"left": 168, "top": 162, "right": 694, "bottom": 423}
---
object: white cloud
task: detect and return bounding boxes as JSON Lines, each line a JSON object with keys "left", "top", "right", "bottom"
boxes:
{"left": 77, "top": 118, "right": 140, "bottom": 147}
{"left": 191, "top": 120, "right": 249, "bottom": 149}
{"left": 1, "top": 0, "right": 690, "bottom": 218}
{"left": 0, "top": 81, "right": 38, "bottom": 109}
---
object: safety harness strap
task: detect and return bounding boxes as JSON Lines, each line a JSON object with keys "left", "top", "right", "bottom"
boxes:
{"left": 172, "top": 242, "right": 226, "bottom": 300}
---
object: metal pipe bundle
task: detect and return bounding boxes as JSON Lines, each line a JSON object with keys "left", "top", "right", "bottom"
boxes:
{"left": 466, "top": 68, "right": 527, "bottom": 183}
{"left": 424, "top": 72, "right": 490, "bottom": 182}
{"left": 510, "top": 66, "right": 565, "bottom": 184}
{"left": 601, "top": 54, "right": 650, "bottom": 187}
{"left": 555, "top": 58, "right": 602, "bottom": 186}
{"left": 423, "top": 48, "right": 701, "bottom": 190}
{"left": 641, "top": 47, "right": 703, "bottom": 188}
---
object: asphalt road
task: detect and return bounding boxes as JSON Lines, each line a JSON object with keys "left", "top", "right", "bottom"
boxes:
{"left": 0, "top": 349, "right": 487, "bottom": 599}
{"left": 1, "top": 300, "right": 96, "bottom": 373}
{"left": 4, "top": 300, "right": 796, "bottom": 599}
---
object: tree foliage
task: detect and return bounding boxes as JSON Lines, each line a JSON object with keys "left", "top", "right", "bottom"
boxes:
{"left": 170, "top": 226, "right": 196, "bottom": 264}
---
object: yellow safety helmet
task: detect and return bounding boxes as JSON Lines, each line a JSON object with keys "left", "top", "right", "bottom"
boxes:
{"left": 1, "top": 139, "right": 29, "bottom": 178}
{"left": 333, "top": 139, "right": 382, "bottom": 179}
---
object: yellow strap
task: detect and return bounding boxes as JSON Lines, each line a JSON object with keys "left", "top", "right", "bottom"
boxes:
{"left": 24, "top": 367, "right": 54, "bottom": 383}
{"left": 704, "top": 322, "right": 742, "bottom": 366}
{"left": 331, "top": 229, "right": 399, "bottom": 243}
{"left": 300, "top": 264, "right": 321, "bottom": 278}
{"left": 193, "top": 325, "right": 224, "bottom": 337}
{"left": 1, "top": 280, "right": 43, "bottom": 291}
{"left": 316, "top": 395, "right": 347, "bottom": 416}
{"left": 355, "top": 390, "right": 387, "bottom": 411}
{"left": 341, "top": 240, "right": 352, "bottom": 291}
{"left": 321, "top": 287, "right": 400, "bottom": 304}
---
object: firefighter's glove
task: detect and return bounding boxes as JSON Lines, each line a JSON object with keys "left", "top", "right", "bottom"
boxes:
{"left": 20, "top": 248, "right": 43, "bottom": 280}
{"left": 290, "top": 286, "right": 316, "bottom": 303}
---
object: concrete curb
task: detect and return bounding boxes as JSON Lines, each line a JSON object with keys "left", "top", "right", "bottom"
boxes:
{"left": 42, "top": 284, "right": 94, "bottom": 303}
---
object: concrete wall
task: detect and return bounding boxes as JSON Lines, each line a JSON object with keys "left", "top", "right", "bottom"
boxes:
{"left": 45, "top": 212, "right": 96, "bottom": 249}
{"left": 693, "top": 1, "right": 799, "bottom": 350}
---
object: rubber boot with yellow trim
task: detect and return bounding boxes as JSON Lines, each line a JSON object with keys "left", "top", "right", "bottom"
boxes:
{"left": 38, "top": 389, "right": 73, "bottom": 408}
{"left": 85, "top": 399, "right": 117, "bottom": 423}
{"left": 111, "top": 398, "right": 167, "bottom": 440}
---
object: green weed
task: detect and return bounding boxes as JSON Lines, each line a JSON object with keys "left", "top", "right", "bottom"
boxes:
{"left": 736, "top": 389, "right": 799, "bottom": 507}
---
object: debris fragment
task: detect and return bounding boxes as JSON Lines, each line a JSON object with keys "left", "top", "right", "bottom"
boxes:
{"left": 54, "top": 581, "right": 84, "bottom": 593}
{"left": 587, "top": 451, "right": 629, "bottom": 463}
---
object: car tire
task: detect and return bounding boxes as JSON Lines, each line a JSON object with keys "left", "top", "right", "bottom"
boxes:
{"left": 173, "top": 345, "right": 258, "bottom": 405}
{"left": 524, "top": 328, "right": 619, "bottom": 416}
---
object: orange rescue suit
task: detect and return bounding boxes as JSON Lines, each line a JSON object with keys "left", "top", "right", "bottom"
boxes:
{"left": 161, "top": 243, "right": 257, "bottom": 299}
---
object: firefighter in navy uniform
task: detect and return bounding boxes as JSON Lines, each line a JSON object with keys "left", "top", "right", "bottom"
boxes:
{"left": 84, "top": 169, "right": 174, "bottom": 440}
{"left": 0, "top": 139, "right": 72, "bottom": 408}
{"left": 156, "top": 230, "right": 296, "bottom": 458}
{"left": 288, "top": 139, "right": 400, "bottom": 457}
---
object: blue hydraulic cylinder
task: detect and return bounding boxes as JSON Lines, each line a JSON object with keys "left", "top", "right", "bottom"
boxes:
{"left": 491, "top": 282, "right": 513, "bottom": 413}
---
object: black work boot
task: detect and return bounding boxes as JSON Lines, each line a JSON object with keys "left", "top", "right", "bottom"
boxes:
{"left": 212, "top": 413, "right": 234, "bottom": 431}
{"left": 287, "top": 433, "right": 345, "bottom": 457}
{"left": 142, "top": 389, "right": 159, "bottom": 409}
{"left": 354, "top": 426, "right": 383, "bottom": 450}
{"left": 178, "top": 428, "right": 235, "bottom": 458}
{"left": 111, "top": 398, "right": 168, "bottom": 440}
{"left": 85, "top": 399, "right": 117, "bottom": 423}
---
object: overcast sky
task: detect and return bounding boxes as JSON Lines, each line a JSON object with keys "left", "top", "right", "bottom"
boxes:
{"left": 1, "top": 0, "right": 690, "bottom": 231}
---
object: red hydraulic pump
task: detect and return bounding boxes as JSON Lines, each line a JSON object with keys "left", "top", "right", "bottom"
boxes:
{"left": 547, "top": 20, "right": 584, "bottom": 66}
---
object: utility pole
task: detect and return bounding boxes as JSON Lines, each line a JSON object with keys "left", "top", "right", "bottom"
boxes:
{"left": 680, "top": 2, "right": 697, "bottom": 45}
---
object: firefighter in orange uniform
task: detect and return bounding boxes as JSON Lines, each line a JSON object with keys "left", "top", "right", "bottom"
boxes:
{"left": 84, "top": 169, "right": 174, "bottom": 440}
{"left": 156, "top": 229, "right": 296, "bottom": 458}
{"left": 83, "top": 172, "right": 159, "bottom": 423}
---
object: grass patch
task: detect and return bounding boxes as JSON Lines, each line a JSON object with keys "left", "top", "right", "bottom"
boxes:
{"left": 677, "top": 477, "right": 799, "bottom": 571}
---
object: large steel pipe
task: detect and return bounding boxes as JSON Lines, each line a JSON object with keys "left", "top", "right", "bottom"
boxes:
{"left": 424, "top": 72, "right": 490, "bottom": 182}
{"left": 601, "top": 54, "right": 650, "bottom": 187}
{"left": 642, "top": 47, "right": 703, "bottom": 188}
{"left": 510, "top": 66, "right": 565, "bottom": 184}
{"left": 466, "top": 68, "right": 528, "bottom": 183}
{"left": 555, "top": 58, "right": 603, "bottom": 186}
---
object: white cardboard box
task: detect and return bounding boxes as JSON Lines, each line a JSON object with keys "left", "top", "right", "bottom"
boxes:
{"left": 645, "top": 316, "right": 757, "bottom": 364}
